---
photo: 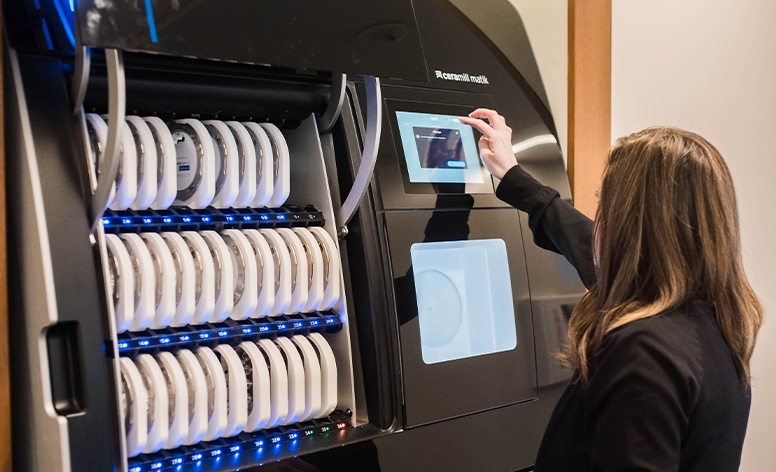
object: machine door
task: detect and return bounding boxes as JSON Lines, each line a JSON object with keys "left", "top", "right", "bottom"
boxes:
{"left": 385, "top": 208, "right": 536, "bottom": 428}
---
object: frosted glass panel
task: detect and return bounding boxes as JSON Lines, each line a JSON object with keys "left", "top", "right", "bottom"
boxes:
{"left": 410, "top": 239, "right": 517, "bottom": 364}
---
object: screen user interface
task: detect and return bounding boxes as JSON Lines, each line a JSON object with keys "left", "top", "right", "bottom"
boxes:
{"left": 396, "top": 111, "right": 484, "bottom": 184}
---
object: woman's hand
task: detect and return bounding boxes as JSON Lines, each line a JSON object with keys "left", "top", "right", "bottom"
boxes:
{"left": 459, "top": 108, "right": 518, "bottom": 180}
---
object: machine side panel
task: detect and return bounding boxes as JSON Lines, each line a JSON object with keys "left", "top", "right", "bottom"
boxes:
{"left": 13, "top": 54, "right": 119, "bottom": 471}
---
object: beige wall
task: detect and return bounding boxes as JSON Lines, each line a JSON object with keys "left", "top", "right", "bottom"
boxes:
{"left": 611, "top": 1, "right": 776, "bottom": 470}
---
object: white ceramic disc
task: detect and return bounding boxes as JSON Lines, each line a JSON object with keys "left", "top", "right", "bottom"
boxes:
{"left": 105, "top": 234, "right": 134, "bottom": 333}
{"left": 276, "top": 228, "right": 309, "bottom": 314}
{"left": 155, "top": 351, "right": 189, "bottom": 450}
{"left": 259, "top": 229, "right": 292, "bottom": 316}
{"left": 85, "top": 113, "right": 116, "bottom": 207}
{"left": 135, "top": 354, "right": 169, "bottom": 454}
{"left": 160, "top": 232, "right": 196, "bottom": 327}
{"left": 108, "top": 120, "right": 139, "bottom": 211}
{"left": 119, "top": 233, "right": 156, "bottom": 332}
{"left": 290, "top": 335, "right": 322, "bottom": 422}
{"left": 199, "top": 231, "right": 235, "bottom": 323}
{"left": 260, "top": 123, "right": 290, "bottom": 207}
{"left": 203, "top": 120, "right": 239, "bottom": 208}
{"left": 139, "top": 233, "right": 176, "bottom": 329}
{"left": 143, "top": 116, "right": 177, "bottom": 210}
{"left": 214, "top": 344, "right": 248, "bottom": 437}
{"left": 308, "top": 227, "right": 342, "bottom": 311}
{"left": 120, "top": 357, "right": 147, "bottom": 457}
{"left": 236, "top": 341, "right": 271, "bottom": 432}
{"left": 241, "top": 229, "right": 276, "bottom": 318}
{"left": 293, "top": 228, "right": 325, "bottom": 313}
{"left": 224, "top": 121, "right": 257, "bottom": 208}
{"left": 221, "top": 230, "right": 258, "bottom": 320}
{"left": 257, "top": 339, "right": 289, "bottom": 428}
{"left": 176, "top": 349, "right": 208, "bottom": 446}
{"left": 241, "top": 122, "right": 273, "bottom": 208}
{"left": 180, "top": 231, "right": 216, "bottom": 325}
{"left": 126, "top": 116, "right": 158, "bottom": 210}
{"left": 307, "top": 333, "right": 338, "bottom": 418}
{"left": 196, "top": 346, "right": 227, "bottom": 441}
{"left": 274, "top": 337, "right": 306, "bottom": 425}
{"left": 170, "top": 118, "right": 215, "bottom": 209}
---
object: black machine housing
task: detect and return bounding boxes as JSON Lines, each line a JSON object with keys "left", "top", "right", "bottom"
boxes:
{"left": 4, "top": 0, "right": 585, "bottom": 470}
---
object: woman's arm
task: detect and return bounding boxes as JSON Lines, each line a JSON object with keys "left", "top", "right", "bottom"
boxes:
{"left": 460, "top": 109, "right": 596, "bottom": 288}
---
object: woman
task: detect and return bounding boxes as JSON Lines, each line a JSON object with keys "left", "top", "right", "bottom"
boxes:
{"left": 460, "top": 109, "right": 762, "bottom": 471}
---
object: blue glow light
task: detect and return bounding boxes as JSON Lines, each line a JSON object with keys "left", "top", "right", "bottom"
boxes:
{"left": 199, "top": 333, "right": 210, "bottom": 339}
{"left": 118, "top": 342, "right": 129, "bottom": 350}
{"left": 180, "top": 335, "right": 190, "bottom": 341}
{"left": 310, "top": 320, "right": 319, "bottom": 326}
{"left": 243, "top": 328, "right": 253, "bottom": 334}
{"left": 102, "top": 218, "right": 111, "bottom": 225}
{"left": 202, "top": 217, "right": 210, "bottom": 222}
{"left": 139, "top": 340, "right": 150, "bottom": 347}
{"left": 160, "top": 337, "right": 170, "bottom": 344}
{"left": 243, "top": 216, "right": 252, "bottom": 221}
{"left": 226, "top": 216, "right": 234, "bottom": 222}
{"left": 171, "top": 457, "right": 184, "bottom": 465}
{"left": 210, "top": 449, "right": 222, "bottom": 457}
{"left": 229, "top": 445, "right": 240, "bottom": 453}
{"left": 151, "top": 461, "right": 163, "bottom": 470}
{"left": 143, "top": 0, "right": 159, "bottom": 43}
{"left": 183, "top": 217, "right": 192, "bottom": 223}
{"left": 143, "top": 218, "right": 152, "bottom": 224}
{"left": 122, "top": 218, "right": 132, "bottom": 225}
{"left": 163, "top": 217, "right": 172, "bottom": 224}
{"left": 259, "top": 326, "right": 269, "bottom": 332}
{"left": 218, "top": 330, "right": 228, "bottom": 337}
{"left": 277, "top": 215, "right": 286, "bottom": 220}
{"left": 277, "top": 323, "right": 287, "bottom": 330}
{"left": 191, "top": 453, "right": 203, "bottom": 461}
{"left": 261, "top": 215, "right": 269, "bottom": 220}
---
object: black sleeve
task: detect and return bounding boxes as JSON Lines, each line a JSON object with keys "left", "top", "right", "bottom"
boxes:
{"left": 495, "top": 165, "right": 596, "bottom": 288}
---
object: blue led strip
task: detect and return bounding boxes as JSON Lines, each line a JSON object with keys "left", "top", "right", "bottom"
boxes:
{"left": 143, "top": 0, "right": 159, "bottom": 43}
{"left": 127, "top": 413, "right": 352, "bottom": 471}
{"left": 101, "top": 205, "right": 324, "bottom": 233}
{"left": 115, "top": 312, "right": 342, "bottom": 356}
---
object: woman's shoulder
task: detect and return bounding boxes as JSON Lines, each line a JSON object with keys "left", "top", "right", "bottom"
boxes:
{"left": 596, "top": 305, "right": 715, "bottom": 375}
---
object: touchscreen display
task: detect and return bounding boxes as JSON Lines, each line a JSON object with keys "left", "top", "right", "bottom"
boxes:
{"left": 396, "top": 111, "right": 485, "bottom": 185}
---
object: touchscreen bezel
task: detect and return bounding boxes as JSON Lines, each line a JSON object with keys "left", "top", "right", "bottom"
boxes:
{"left": 385, "top": 99, "right": 495, "bottom": 195}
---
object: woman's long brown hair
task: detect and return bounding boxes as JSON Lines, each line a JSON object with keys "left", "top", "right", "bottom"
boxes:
{"left": 564, "top": 127, "right": 763, "bottom": 384}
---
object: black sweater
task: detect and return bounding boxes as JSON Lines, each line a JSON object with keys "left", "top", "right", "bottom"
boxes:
{"left": 496, "top": 165, "right": 751, "bottom": 472}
